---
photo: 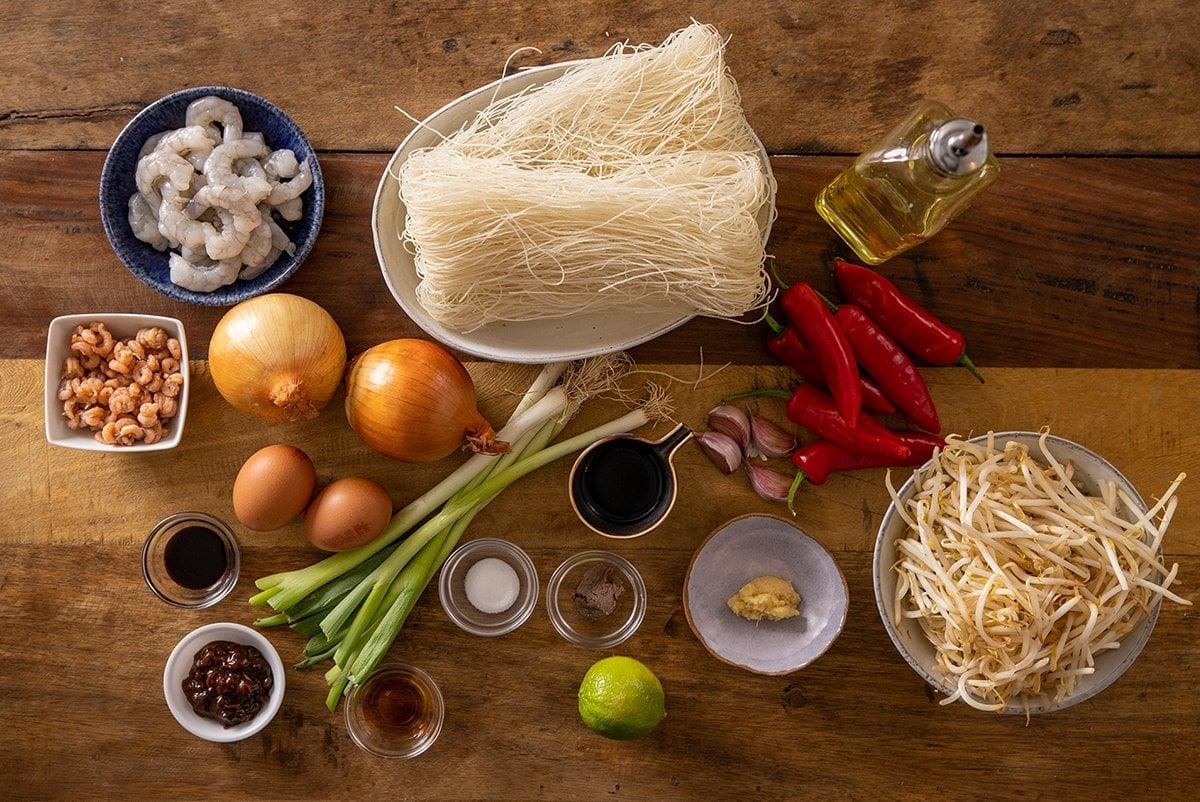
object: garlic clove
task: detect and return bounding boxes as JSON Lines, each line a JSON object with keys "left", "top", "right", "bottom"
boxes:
{"left": 749, "top": 415, "right": 799, "bottom": 460}
{"left": 707, "top": 404, "right": 751, "bottom": 451}
{"left": 695, "top": 430, "right": 742, "bottom": 474}
{"left": 746, "top": 463, "right": 796, "bottom": 504}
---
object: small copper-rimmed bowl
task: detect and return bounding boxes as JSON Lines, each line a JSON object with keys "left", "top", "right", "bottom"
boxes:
{"left": 568, "top": 422, "right": 692, "bottom": 539}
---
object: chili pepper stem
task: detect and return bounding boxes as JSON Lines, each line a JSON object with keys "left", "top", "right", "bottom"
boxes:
{"left": 764, "top": 311, "right": 784, "bottom": 337}
{"left": 959, "top": 352, "right": 985, "bottom": 383}
{"left": 786, "top": 470, "right": 807, "bottom": 515}
{"left": 724, "top": 387, "right": 791, "bottom": 404}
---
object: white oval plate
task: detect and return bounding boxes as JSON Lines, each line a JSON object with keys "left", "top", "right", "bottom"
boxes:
{"left": 372, "top": 60, "right": 775, "bottom": 364}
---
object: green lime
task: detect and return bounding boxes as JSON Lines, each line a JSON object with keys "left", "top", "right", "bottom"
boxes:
{"left": 577, "top": 656, "right": 665, "bottom": 740}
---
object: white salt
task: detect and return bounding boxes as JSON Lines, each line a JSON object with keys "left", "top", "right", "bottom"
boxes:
{"left": 464, "top": 557, "right": 520, "bottom": 614}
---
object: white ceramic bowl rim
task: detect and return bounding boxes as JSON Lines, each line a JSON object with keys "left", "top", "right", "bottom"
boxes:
{"left": 162, "top": 622, "right": 285, "bottom": 742}
{"left": 873, "top": 431, "right": 1162, "bottom": 715}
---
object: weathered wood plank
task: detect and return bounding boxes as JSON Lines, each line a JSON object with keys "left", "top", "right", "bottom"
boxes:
{"left": 2, "top": 2, "right": 1198, "bottom": 154}
{"left": 1, "top": 152, "right": 1196, "bottom": 367}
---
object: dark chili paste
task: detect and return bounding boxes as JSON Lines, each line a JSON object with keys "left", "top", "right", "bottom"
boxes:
{"left": 182, "top": 640, "right": 273, "bottom": 728}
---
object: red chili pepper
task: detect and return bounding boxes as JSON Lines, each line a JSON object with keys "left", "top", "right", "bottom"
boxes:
{"left": 728, "top": 386, "right": 909, "bottom": 459}
{"left": 766, "top": 319, "right": 896, "bottom": 415}
{"left": 778, "top": 282, "right": 862, "bottom": 427}
{"left": 833, "top": 259, "right": 983, "bottom": 383}
{"left": 791, "top": 432, "right": 945, "bottom": 485}
{"left": 834, "top": 304, "right": 941, "bottom": 433}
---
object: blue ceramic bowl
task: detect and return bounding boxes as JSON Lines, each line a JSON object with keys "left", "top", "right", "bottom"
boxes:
{"left": 99, "top": 86, "right": 323, "bottom": 306}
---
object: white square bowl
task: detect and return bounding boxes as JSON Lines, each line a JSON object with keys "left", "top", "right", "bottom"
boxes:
{"left": 44, "top": 313, "right": 189, "bottom": 451}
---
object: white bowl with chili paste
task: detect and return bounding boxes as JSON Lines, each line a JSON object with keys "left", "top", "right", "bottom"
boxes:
{"left": 163, "top": 622, "right": 285, "bottom": 742}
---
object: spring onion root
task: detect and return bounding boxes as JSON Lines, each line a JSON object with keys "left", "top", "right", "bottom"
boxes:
{"left": 889, "top": 431, "right": 1189, "bottom": 712}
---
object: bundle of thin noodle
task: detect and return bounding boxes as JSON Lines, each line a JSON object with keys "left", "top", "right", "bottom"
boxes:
{"left": 398, "top": 22, "right": 775, "bottom": 331}
{"left": 888, "top": 432, "right": 1188, "bottom": 712}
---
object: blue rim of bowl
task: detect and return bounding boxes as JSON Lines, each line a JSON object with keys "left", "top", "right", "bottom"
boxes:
{"left": 99, "top": 85, "right": 323, "bottom": 307}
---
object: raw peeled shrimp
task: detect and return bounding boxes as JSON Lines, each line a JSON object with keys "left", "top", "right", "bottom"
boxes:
{"left": 267, "top": 158, "right": 313, "bottom": 205}
{"left": 263, "top": 148, "right": 299, "bottom": 179}
{"left": 188, "top": 183, "right": 262, "bottom": 260}
{"left": 169, "top": 251, "right": 240, "bottom": 291}
{"left": 128, "top": 192, "right": 169, "bottom": 251}
{"left": 128, "top": 95, "right": 309, "bottom": 292}
{"left": 134, "top": 149, "right": 192, "bottom": 208}
{"left": 204, "top": 138, "right": 271, "bottom": 202}
{"left": 158, "top": 186, "right": 212, "bottom": 251}
{"left": 237, "top": 205, "right": 275, "bottom": 277}
{"left": 185, "top": 95, "right": 244, "bottom": 143}
{"left": 154, "top": 124, "right": 219, "bottom": 171}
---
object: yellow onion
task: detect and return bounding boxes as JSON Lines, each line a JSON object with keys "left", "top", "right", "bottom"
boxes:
{"left": 344, "top": 338, "right": 508, "bottom": 462}
{"left": 209, "top": 293, "right": 347, "bottom": 423}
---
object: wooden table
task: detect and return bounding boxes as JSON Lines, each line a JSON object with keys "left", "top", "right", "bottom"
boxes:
{"left": 2, "top": 3, "right": 1198, "bottom": 799}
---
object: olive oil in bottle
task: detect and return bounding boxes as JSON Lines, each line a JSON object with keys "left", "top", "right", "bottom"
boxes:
{"left": 815, "top": 100, "right": 999, "bottom": 265}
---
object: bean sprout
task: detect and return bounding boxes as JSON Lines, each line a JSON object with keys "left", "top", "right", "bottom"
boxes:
{"left": 888, "top": 431, "right": 1189, "bottom": 712}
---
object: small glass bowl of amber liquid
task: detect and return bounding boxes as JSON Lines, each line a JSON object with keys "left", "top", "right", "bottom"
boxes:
{"left": 345, "top": 663, "right": 445, "bottom": 759}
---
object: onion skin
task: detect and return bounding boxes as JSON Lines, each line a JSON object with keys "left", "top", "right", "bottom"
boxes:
{"left": 344, "top": 338, "right": 509, "bottom": 462}
{"left": 209, "top": 294, "right": 347, "bottom": 424}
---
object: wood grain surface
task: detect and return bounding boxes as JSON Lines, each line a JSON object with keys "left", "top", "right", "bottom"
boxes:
{"left": 2, "top": 1, "right": 1199, "bottom": 799}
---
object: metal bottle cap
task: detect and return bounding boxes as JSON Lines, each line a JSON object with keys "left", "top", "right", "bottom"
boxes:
{"left": 928, "top": 118, "right": 990, "bottom": 176}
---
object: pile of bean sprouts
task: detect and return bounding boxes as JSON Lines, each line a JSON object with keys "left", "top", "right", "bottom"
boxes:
{"left": 887, "top": 432, "right": 1188, "bottom": 712}
{"left": 399, "top": 22, "right": 775, "bottom": 331}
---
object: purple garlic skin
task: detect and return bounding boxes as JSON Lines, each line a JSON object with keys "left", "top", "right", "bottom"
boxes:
{"left": 748, "top": 414, "right": 798, "bottom": 460}
{"left": 706, "top": 404, "right": 751, "bottom": 451}
{"left": 746, "top": 463, "right": 795, "bottom": 504}
{"left": 695, "top": 430, "right": 742, "bottom": 474}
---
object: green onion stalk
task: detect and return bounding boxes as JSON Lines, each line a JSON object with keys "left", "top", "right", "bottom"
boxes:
{"left": 251, "top": 356, "right": 665, "bottom": 710}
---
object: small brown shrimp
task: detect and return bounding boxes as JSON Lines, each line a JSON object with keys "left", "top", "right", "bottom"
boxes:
{"left": 108, "top": 387, "right": 137, "bottom": 416}
{"left": 62, "top": 399, "right": 83, "bottom": 429}
{"left": 57, "top": 378, "right": 74, "bottom": 402}
{"left": 131, "top": 361, "right": 156, "bottom": 387}
{"left": 160, "top": 356, "right": 179, "bottom": 375}
{"left": 143, "top": 422, "right": 165, "bottom": 445}
{"left": 80, "top": 353, "right": 101, "bottom": 370}
{"left": 97, "top": 422, "right": 121, "bottom": 445}
{"left": 61, "top": 355, "right": 84, "bottom": 379}
{"left": 167, "top": 338, "right": 182, "bottom": 360}
{"left": 137, "top": 402, "right": 160, "bottom": 428}
{"left": 80, "top": 406, "right": 108, "bottom": 430}
{"left": 135, "top": 326, "right": 168, "bottom": 352}
{"left": 154, "top": 393, "right": 179, "bottom": 419}
{"left": 161, "top": 373, "right": 185, "bottom": 398}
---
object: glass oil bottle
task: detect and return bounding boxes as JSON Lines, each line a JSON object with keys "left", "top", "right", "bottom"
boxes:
{"left": 814, "top": 100, "right": 999, "bottom": 265}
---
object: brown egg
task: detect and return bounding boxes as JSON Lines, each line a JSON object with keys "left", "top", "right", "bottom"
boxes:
{"left": 304, "top": 476, "right": 394, "bottom": 552}
{"left": 232, "top": 444, "right": 317, "bottom": 531}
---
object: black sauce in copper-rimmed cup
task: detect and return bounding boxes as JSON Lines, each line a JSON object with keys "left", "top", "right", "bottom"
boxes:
{"left": 568, "top": 422, "right": 692, "bottom": 539}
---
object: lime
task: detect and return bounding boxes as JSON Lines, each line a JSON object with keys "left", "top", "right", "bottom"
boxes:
{"left": 577, "top": 656, "right": 665, "bottom": 740}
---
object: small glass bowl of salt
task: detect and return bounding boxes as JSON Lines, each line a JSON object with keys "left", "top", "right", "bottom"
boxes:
{"left": 438, "top": 538, "right": 539, "bottom": 637}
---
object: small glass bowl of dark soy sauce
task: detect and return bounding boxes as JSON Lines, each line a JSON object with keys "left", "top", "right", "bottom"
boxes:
{"left": 142, "top": 512, "right": 240, "bottom": 609}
